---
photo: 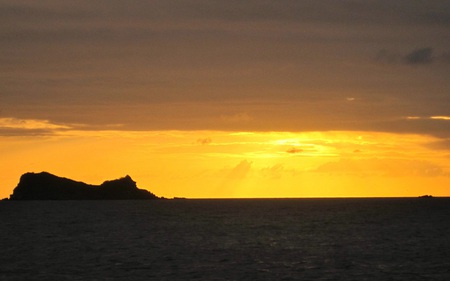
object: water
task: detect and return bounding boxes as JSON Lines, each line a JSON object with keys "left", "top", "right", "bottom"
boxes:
{"left": 1, "top": 198, "right": 450, "bottom": 280}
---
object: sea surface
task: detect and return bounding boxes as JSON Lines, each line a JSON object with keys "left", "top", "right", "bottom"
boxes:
{"left": 1, "top": 198, "right": 450, "bottom": 280}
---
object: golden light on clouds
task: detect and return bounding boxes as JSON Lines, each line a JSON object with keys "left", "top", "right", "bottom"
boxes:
{"left": 0, "top": 118, "right": 70, "bottom": 130}
{"left": 1, "top": 124, "right": 449, "bottom": 199}
{"left": 431, "top": 116, "right": 450, "bottom": 121}
{"left": 406, "top": 116, "right": 450, "bottom": 121}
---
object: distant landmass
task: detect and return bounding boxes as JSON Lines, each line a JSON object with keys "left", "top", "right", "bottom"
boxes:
{"left": 7, "top": 172, "right": 160, "bottom": 200}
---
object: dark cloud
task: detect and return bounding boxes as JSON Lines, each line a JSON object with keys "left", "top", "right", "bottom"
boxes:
{"left": 0, "top": 119, "right": 72, "bottom": 136}
{"left": 197, "top": 138, "right": 212, "bottom": 145}
{"left": 0, "top": 128, "right": 58, "bottom": 137}
{"left": 404, "top": 47, "right": 434, "bottom": 65}
{"left": 286, "top": 148, "right": 303, "bottom": 154}
{"left": 4, "top": 1, "right": 448, "bottom": 29}
{"left": 426, "top": 138, "right": 450, "bottom": 150}
{"left": 367, "top": 117, "right": 450, "bottom": 138}
{"left": 376, "top": 47, "right": 441, "bottom": 65}
{"left": 1, "top": 1, "right": 449, "bottom": 138}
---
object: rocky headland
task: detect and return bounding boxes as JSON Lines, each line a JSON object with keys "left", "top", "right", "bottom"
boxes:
{"left": 7, "top": 172, "right": 159, "bottom": 200}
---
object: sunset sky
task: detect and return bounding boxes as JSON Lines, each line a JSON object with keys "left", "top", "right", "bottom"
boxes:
{"left": 1, "top": 1, "right": 450, "bottom": 198}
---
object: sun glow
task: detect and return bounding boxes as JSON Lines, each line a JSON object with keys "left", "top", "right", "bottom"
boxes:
{"left": 1, "top": 128, "right": 449, "bottom": 199}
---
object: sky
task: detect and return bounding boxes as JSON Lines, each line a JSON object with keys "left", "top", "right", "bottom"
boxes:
{"left": 1, "top": 0, "right": 450, "bottom": 198}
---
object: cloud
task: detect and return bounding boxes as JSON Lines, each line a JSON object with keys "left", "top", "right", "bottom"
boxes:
{"left": 1, "top": 1, "right": 449, "bottom": 138}
{"left": 376, "top": 47, "right": 436, "bottom": 65}
{"left": 404, "top": 47, "right": 433, "bottom": 65}
{"left": 286, "top": 147, "right": 303, "bottom": 154}
{"left": 228, "top": 160, "right": 252, "bottom": 179}
{"left": 197, "top": 137, "right": 212, "bottom": 145}
{"left": 430, "top": 116, "right": 450, "bottom": 121}
{"left": 404, "top": 116, "right": 450, "bottom": 121}
{"left": 261, "top": 163, "right": 285, "bottom": 179}
{"left": 0, "top": 118, "right": 72, "bottom": 137}
{"left": 0, "top": 117, "right": 70, "bottom": 130}
{"left": 426, "top": 138, "right": 450, "bottom": 151}
{"left": 313, "top": 158, "right": 449, "bottom": 177}
{"left": 221, "top": 113, "right": 252, "bottom": 123}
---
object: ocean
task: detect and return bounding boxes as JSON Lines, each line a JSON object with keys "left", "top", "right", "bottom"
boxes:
{"left": 1, "top": 198, "right": 449, "bottom": 280}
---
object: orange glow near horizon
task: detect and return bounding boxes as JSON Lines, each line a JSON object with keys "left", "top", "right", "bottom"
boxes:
{"left": 1, "top": 129, "right": 449, "bottom": 199}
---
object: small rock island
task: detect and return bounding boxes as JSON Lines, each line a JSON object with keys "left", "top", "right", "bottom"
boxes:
{"left": 8, "top": 172, "right": 160, "bottom": 200}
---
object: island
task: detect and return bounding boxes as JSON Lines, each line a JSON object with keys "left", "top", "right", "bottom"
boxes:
{"left": 7, "top": 172, "right": 160, "bottom": 200}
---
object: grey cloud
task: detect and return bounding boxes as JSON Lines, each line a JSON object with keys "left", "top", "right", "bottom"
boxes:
{"left": 1, "top": 0, "right": 449, "bottom": 139}
{"left": 405, "top": 48, "right": 434, "bottom": 65}
{"left": 3, "top": 1, "right": 449, "bottom": 35}
{"left": 0, "top": 128, "right": 59, "bottom": 137}
{"left": 376, "top": 47, "right": 440, "bottom": 65}
{"left": 367, "top": 118, "right": 450, "bottom": 139}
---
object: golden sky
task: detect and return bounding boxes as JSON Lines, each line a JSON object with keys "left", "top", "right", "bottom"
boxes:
{"left": 1, "top": 121, "right": 449, "bottom": 198}
{"left": 1, "top": 1, "right": 450, "bottom": 198}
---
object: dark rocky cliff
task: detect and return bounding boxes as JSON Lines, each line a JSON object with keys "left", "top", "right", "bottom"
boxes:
{"left": 9, "top": 172, "right": 159, "bottom": 200}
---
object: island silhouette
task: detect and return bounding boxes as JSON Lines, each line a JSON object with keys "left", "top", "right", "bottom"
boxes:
{"left": 7, "top": 172, "right": 160, "bottom": 200}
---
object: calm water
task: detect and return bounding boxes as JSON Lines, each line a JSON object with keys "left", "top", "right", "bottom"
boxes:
{"left": 1, "top": 198, "right": 450, "bottom": 280}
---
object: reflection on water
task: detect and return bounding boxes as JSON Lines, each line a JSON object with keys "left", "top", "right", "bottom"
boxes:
{"left": 1, "top": 198, "right": 450, "bottom": 280}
